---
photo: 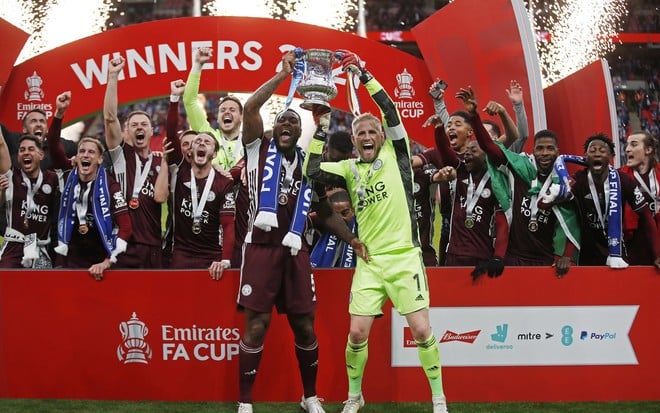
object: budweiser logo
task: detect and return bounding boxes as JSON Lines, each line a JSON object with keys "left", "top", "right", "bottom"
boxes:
{"left": 440, "top": 330, "right": 481, "bottom": 344}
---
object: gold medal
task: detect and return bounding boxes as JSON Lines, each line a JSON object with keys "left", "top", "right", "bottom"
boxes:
{"left": 78, "top": 224, "right": 89, "bottom": 235}
{"left": 465, "top": 217, "right": 475, "bottom": 229}
{"left": 192, "top": 222, "right": 202, "bottom": 235}
{"left": 129, "top": 198, "right": 140, "bottom": 209}
{"left": 528, "top": 219, "right": 538, "bottom": 233}
{"left": 278, "top": 193, "right": 288, "bottom": 206}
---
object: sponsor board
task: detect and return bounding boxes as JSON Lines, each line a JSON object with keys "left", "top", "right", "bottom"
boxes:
{"left": 391, "top": 306, "right": 638, "bottom": 367}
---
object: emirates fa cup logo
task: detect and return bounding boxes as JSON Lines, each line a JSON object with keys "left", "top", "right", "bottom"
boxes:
{"left": 117, "top": 312, "right": 153, "bottom": 364}
{"left": 395, "top": 68, "right": 415, "bottom": 99}
{"left": 24, "top": 71, "right": 45, "bottom": 101}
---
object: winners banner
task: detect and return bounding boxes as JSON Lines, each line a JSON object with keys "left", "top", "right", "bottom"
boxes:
{"left": 0, "top": 16, "right": 435, "bottom": 148}
{"left": 0, "top": 266, "right": 658, "bottom": 403}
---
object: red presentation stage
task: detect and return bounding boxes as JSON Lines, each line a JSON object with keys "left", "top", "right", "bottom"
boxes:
{"left": 0, "top": 266, "right": 658, "bottom": 402}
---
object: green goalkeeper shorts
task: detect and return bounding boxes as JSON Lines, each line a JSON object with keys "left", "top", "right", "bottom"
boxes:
{"left": 349, "top": 247, "right": 429, "bottom": 316}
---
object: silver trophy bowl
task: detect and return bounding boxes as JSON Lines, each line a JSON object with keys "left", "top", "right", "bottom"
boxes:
{"left": 296, "top": 49, "right": 338, "bottom": 110}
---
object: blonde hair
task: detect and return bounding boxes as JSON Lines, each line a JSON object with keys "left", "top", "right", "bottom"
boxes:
{"left": 78, "top": 137, "right": 105, "bottom": 155}
{"left": 351, "top": 113, "right": 382, "bottom": 136}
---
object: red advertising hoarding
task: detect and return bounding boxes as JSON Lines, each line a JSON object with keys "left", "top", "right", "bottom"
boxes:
{"left": 0, "top": 267, "right": 658, "bottom": 402}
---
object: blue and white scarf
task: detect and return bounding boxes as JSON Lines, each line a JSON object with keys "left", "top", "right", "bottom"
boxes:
{"left": 253, "top": 139, "right": 312, "bottom": 255}
{"left": 55, "top": 166, "right": 120, "bottom": 261}
{"left": 310, "top": 216, "right": 357, "bottom": 268}
{"left": 554, "top": 155, "right": 627, "bottom": 268}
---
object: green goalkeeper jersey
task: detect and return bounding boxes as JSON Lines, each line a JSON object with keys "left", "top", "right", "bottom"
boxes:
{"left": 305, "top": 77, "right": 420, "bottom": 255}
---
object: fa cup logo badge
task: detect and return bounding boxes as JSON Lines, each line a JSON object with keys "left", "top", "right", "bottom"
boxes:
{"left": 117, "top": 312, "right": 153, "bottom": 364}
{"left": 395, "top": 68, "right": 414, "bottom": 99}
{"left": 25, "top": 71, "right": 45, "bottom": 101}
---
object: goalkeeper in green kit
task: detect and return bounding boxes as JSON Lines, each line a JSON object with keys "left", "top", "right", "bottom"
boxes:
{"left": 304, "top": 49, "right": 448, "bottom": 413}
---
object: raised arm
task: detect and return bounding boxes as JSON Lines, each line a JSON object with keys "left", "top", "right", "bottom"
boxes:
{"left": 0, "top": 125, "right": 10, "bottom": 174}
{"left": 153, "top": 154, "right": 169, "bottom": 204}
{"left": 506, "top": 80, "right": 529, "bottom": 154}
{"left": 103, "top": 56, "right": 126, "bottom": 150}
{"left": 456, "top": 86, "right": 507, "bottom": 166}
{"left": 428, "top": 78, "right": 450, "bottom": 125}
{"left": 427, "top": 115, "right": 459, "bottom": 168}
{"left": 338, "top": 50, "right": 405, "bottom": 139}
{"left": 48, "top": 91, "right": 73, "bottom": 169}
{"left": 484, "top": 100, "right": 519, "bottom": 149}
{"left": 304, "top": 107, "right": 350, "bottom": 188}
{"left": 242, "top": 51, "right": 295, "bottom": 146}
{"left": 183, "top": 47, "right": 215, "bottom": 135}
{"left": 166, "top": 79, "right": 185, "bottom": 166}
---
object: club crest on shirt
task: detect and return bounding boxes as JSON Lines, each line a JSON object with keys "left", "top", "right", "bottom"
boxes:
{"left": 633, "top": 186, "right": 644, "bottom": 206}
{"left": 206, "top": 191, "right": 215, "bottom": 202}
{"left": 114, "top": 192, "right": 127, "bottom": 208}
{"left": 373, "top": 159, "right": 383, "bottom": 170}
{"left": 481, "top": 188, "right": 491, "bottom": 198}
{"left": 42, "top": 183, "right": 52, "bottom": 194}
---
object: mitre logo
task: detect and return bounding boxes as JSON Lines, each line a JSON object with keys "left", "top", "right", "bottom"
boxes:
{"left": 25, "top": 71, "right": 45, "bottom": 101}
{"left": 394, "top": 68, "right": 415, "bottom": 99}
{"left": 117, "top": 312, "right": 153, "bottom": 364}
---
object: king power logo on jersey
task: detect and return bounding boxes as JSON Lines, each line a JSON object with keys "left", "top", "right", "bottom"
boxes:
{"left": 394, "top": 68, "right": 425, "bottom": 119}
{"left": 116, "top": 312, "right": 241, "bottom": 365}
{"left": 16, "top": 70, "right": 54, "bottom": 121}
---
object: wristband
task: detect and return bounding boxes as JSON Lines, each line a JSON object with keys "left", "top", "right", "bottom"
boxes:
{"left": 170, "top": 95, "right": 180, "bottom": 103}
{"left": 359, "top": 69, "right": 374, "bottom": 84}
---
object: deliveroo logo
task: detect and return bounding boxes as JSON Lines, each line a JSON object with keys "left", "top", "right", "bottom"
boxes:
{"left": 491, "top": 324, "right": 508, "bottom": 343}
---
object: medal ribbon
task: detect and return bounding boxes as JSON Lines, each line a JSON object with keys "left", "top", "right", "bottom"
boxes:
{"left": 74, "top": 183, "right": 92, "bottom": 227}
{"left": 284, "top": 47, "right": 306, "bottom": 110}
{"left": 465, "top": 172, "right": 490, "bottom": 220}
{"left": 529, "top": 173, "right": 552, "bottom": 224}
{"left": 190, "top": 168, "right": 215, "bottom": 228}
{"left": 131, "top": 153, "right": 153, "bottom": 201}
{"left": 346, "top": 69, "right": 361, "bottom": 116}
{"left": 350, "top": 159, "right": 375, "bottom": 211}
{"left": 280, "top": 152, "right": 298, "bottom": 199}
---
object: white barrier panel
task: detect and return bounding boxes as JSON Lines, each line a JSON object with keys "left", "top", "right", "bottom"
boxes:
{"left": 392, "top": 306, "right": 638, "bottom": 366}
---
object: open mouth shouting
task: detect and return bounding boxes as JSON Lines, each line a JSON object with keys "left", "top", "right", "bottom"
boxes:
{"left": 21, "top": 156, "right": 34, "bottom": 169}
{"left": 278, "top": 129, "right": 294, "bottom": 145}
{"left": 589, "top": 159, "right": 607, "bottom": 172}
{"left": 78, "top": 158, "right": 93, "bottom": 174}
{"left": 448, "top": 132, "right": 458, "bottom": 146}
{"left": 362, "top": 141, "right": 375, "bottom": 158}
{"left": 135, "top": 130, "right": 146, "bottom": 144}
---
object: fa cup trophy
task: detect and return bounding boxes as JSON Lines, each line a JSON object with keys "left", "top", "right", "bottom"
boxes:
{"left": 295, "top": 49, "right": 339, "bottom": 110}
